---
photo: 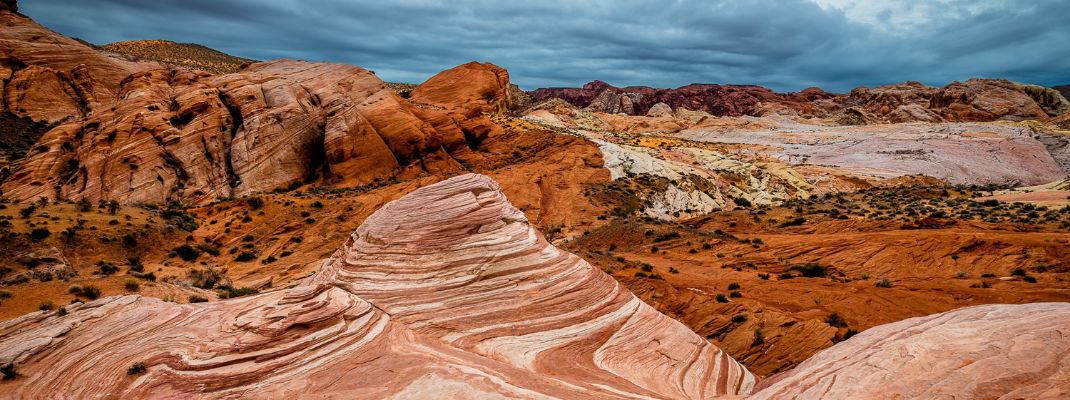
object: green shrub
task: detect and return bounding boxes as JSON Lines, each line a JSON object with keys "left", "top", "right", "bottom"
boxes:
{"left": 81, "top": 285, "right": 102, "bottom": 300}
{"left": 218, "top": 286, "right": 258, "bottom": 299}
{"left": 789, "top": 263, "right": 828, "bottom": 278}
{"left": 127, "top": 362, "right": 146, "bottom": 375}
{"left": 124, "top": 279, "right": 140, "bottom": 292}
{"left": 825, "top": 312, "right": 848, "bottom": 328}
{"left": 29, "top": 228, "right": 51, "bottom": 241}
{"left": 172, "top": 244, "right": 201, "bottom": 262}
{"left": 188, "top": 295, "right": 209, "bottom": 303}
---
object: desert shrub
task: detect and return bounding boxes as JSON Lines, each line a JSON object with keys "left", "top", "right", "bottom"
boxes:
{"left": 733, "top": 197, "right": 752, "bottom": 207}
{"left": 1010, "top": 268, "right": 1027, "bottom": 277}
{"left": 728, "top": 282, "right": 740, "bottom": 290}
{"left": 844, "top": 329, "right": 859, "bottom": 340}
{"left": 789, "top": 263, "right": 828, "bottom": 278}
{"left": 668, "top": 267, "right": 679, "bottom": 274}
{"left": 122, "top": 233, "right": 138, "bottom": 248}
{"left": 76, "top": 199, "right": 92, "bottom": 212}
{"left": 752, "top": 328, "right": 765, "bottom": 346}
{"left": 731, "top": 314, "right": 748, "bottom": 323}
{"left": 188, "top": 268, "right": 226, "bottom": 289}
{"left": 825, "top": 312, "right": 848, "bottom": 328}
{"left": 246, "top": 197, "right": 264, "bottom": 210}
{"left": 38, "top": 301, "right": 55, "bottom": 311}
{"left": 235, "top": 251, "right": 257, "bottom": 262}
{"left": 81, "top": 285, "right": 102, "bottom": 300}
{"left": 127, "top": 362, "right": 146, "bottom": 375}
{"left": 188, "top": 295, "right": 208, "bottom": 303}
{"left": 758, "top": 273, "right": 770, "bottom": 280}
{"left": 97, "top": 261, "right": 119, "bottom": 275}
{"left": 218, "top": 286, "right": 258, "bottom": 298}
{"left": 1023, "top": 276, "right": 1037, "bottom": 283}
{"left": 729, "top": 291, "right": 742, "bottom": 298}
{"left": 19, "top": 205, "right": 36, "bottom": 218}
{"left": 653, "top": 232, "right": 680, "bottom": 242}
{"left": 68, "top": 284, "right": 83, "bottom": 295}
{"left": 0, "top": 290, "right": 11, "bottom": 299}
{"left": 954, "top": 271, "right": 969, "bottom": 279}
{"left": 124, "top": 279, "right": 140, "bottom": 292}
{"left": 875, "top": 278, "right": 893, "bottom": 288}
{"left": 29, "top": 228, "right": 50, "bottom": 241}
{"left": 779, "top": 217, "right": 806, "bottom": 227}
{"left": 715, "top": 294, "right": 728, "bottom": 303}
{"left": 172, "top": 244, "right": 201, "bottom": 262}
{"left": 196, "top": 244, "right": 221, "bottom": 256}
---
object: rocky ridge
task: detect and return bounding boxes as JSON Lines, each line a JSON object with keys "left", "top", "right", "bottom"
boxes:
{"left": 531, "top": 78, "right": 1070, "bottom": 124}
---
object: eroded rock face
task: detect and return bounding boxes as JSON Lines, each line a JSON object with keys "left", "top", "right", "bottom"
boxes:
{"left": 0, "top": 9, "right": 159, "bottom": 123}
{"left": 530, "top": 80, "right": 833, "bottom": 117}
{"left": 751, "top": 303, "right": 1070, "bottom": 400}
{"left": 1, "top": 60, "right": 504, "bottom": 204}
{"left": 0, "top": 173, "right": 755, "bottom": 398}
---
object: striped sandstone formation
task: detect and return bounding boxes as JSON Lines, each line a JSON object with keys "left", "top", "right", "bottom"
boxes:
{"left": 0, "top": 174, "right": 755, "bottom": 398}
{"left": 751, "top": 303, "right": 1070, "bottom": 399}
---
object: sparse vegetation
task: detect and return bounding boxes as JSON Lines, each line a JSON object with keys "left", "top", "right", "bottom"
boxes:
{"left": 127, "top": 362, "right": 147, "bottom": 375}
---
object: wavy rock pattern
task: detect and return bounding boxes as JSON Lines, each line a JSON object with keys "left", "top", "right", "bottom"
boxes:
{"left": 0, "top": 173, "right": 754, "bottom": 398}
{"left": 751, "top": 303, "right": 1070, "bottom": 400}
{"left": 311, "top": 173, "right": 756, "bottom": 398}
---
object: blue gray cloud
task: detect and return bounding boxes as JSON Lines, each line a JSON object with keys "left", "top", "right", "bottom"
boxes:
{"left": 21, "top": 0, "right": 1070, "bottom": 92}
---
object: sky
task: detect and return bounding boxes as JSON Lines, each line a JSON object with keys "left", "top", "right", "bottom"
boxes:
{"left": 22, "top": 0, "right": 1070, "bottom": 92}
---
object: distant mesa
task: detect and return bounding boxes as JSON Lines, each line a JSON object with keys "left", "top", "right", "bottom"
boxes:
{"left": 531, "top": 78, "right": 1070, "bottom": 124}
{"left": 1055, "top": 84, "right": 1070, "bottom": 102}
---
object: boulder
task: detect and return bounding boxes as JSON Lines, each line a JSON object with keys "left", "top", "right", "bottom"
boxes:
{"left": 645, "top": 102, "right": 674, "bottom": 117}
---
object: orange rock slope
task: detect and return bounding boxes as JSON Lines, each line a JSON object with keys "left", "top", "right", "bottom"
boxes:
{"left": 1, "top": 56, "right": 509, "bottom": 204}
{"left": 0, "top": 174, "right": 755, "bottom": 398}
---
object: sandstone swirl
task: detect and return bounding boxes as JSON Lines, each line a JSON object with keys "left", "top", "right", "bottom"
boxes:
{"left": 751, "top": 303, "right": 1070, "bottom": 400}
{"left": 0, "top": 173, "right": 755, "bottom": 399}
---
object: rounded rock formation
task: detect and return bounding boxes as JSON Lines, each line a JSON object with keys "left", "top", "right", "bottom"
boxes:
{"left": 750, "top": 303, "right": 1070, "bottom": 399}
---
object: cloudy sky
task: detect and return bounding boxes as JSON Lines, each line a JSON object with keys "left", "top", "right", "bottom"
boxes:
{"left": 22, "top": 0, "right": 1070, "bottom": 92}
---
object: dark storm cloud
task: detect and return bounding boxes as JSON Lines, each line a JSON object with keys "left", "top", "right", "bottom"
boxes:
{"left": 21, "top": 0, "right": 1070, "bottom": 92}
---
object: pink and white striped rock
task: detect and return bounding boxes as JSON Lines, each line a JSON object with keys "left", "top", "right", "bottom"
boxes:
{"left": 750, "top": 302, "right": 1070, "bottom": 400}
{"left": 311, "top": 173, "right": 756, "bottom": 398}
{"left": 0, "top": 173, "right": 754, "bottom": 399}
